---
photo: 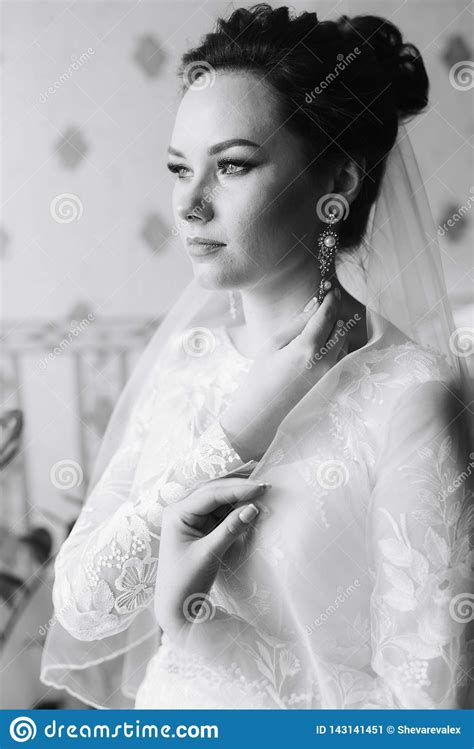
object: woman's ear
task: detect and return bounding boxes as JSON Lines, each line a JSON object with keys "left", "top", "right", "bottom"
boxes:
{"left": 333, "top": 156, "right": 366, "bottom": 206}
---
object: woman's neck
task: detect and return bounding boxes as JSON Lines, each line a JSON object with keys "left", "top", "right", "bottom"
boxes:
{"left": 230, "top": 271, "right": 368, "bottom": 360}
{"left": 241, "top": 272, "right": 319, "bottom": 348}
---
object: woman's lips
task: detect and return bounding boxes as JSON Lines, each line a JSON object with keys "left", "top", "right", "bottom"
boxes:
{"left": 188, "top": 243, "right": 226, "bottom": 257}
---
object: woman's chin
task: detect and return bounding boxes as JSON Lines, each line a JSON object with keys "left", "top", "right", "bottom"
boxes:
{"left": 192, "top": 265, "right": 240, "bottom": 291}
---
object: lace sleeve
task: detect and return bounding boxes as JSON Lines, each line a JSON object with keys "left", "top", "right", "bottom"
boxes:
{"left": 157, "top": 419, "right": 258, "bottom": 504}
{"left": 367, "top": 379, "right": 473, "bottom": 708}
{"left": 53, "top": 399, "right": 255, "bottom": 641}
{"left": 52, "top": 361, "right": 163, "bottom": 642}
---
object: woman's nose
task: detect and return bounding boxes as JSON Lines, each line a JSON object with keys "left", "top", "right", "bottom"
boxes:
{"left": 176, "top": 185, "right": 214, "bottom": 223}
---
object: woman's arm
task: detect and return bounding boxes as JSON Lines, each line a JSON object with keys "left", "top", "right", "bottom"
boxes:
{"left": 366, "top": 379, "right": 472, "bottom": 708}
{"left": 52, "top": 362, "right": 161, "bottom": 641}
{"left": 53, "top": 374, "right": 254, "bottom": 642}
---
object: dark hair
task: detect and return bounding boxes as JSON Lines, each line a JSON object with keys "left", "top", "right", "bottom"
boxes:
{"left": 177, "top": 4, "right": 429, "bottom": 250}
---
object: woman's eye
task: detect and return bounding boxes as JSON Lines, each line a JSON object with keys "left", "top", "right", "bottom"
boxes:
{"left": 167, "top": 163, "right": 190, "bottom": 179}
{"left": 216, "top": 158, "right": 249, "bottom": 175}
{"left": 166, "top": 159, "right": 250, "bottom": 179}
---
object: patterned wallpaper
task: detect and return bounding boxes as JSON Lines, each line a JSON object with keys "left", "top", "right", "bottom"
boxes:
{"left": 1, "top": 1, "right": 473, "bottom": 546}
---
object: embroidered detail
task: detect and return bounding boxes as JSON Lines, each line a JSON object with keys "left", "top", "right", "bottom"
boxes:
{"left": 115, "top": 557, "right": 159, "bottom": 613}
{"left": 135, "top": 631, "right": 321, "bottom": 709}
{"left": 52, "top": 327, "right": 469, "bottom": 709}
{"left": 53, "top": 327, "right": 254, "bottom": 639}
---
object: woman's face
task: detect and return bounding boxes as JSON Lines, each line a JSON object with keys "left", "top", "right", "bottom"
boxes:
{"left": 167, "top": 70, "right": 333, "bottom": 290}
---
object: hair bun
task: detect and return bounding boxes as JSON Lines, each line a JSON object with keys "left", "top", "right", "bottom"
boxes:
{"left": 337, "top": 14, "right": 429, "bottom": 119}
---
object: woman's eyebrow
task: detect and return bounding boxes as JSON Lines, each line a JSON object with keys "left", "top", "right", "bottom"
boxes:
{"left": 167, "top": 139, "right": 262, "bottom": 158}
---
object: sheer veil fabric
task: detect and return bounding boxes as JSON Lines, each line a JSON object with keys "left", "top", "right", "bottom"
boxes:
{"left": 40, "top": 123, "right": 473, "bottom": 709}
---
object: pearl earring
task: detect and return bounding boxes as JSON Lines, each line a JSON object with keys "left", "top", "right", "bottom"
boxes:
{"left": 317, "top": 208, "right": 339, "bottom": 304}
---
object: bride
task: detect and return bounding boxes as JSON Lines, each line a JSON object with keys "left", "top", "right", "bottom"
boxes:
{"left": 41, "top": 5, "right": 472, "bottom": 709}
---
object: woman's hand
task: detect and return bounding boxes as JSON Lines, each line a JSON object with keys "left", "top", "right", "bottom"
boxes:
{"left": 154, "top": 477, "right": 269, "bottom": 641}
{"left": 220, "top": 288, "right": 346, "bottom": 462}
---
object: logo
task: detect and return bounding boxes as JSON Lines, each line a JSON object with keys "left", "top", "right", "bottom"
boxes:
{"left": 9, "top": 717, "right": 37, "bottom": 742}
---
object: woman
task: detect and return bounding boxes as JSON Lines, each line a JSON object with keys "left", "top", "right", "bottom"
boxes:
{"left": 41, "top": 5, "right": 473, "bottom": 709}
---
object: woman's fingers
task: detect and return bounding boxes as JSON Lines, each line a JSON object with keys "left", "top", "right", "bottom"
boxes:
{"left": 202, "top": 502, "right": 261, "bottom": 557}
{"left": 299, "top": 289, "right": 341, "bottom": 349}
{"left": 271, "top": 293, "right": 322, "bottom": 349}
{"left": 273, "top": 289, "right": 341, "bottom": 350}
{"left": 271, "top": 304, "right": 319, "bottom": 349}
{"left": 304, "top": 317, "right": 347, "bottom": 370}
{"left": 176, "top": 479, "right": 269, "bottom": 517}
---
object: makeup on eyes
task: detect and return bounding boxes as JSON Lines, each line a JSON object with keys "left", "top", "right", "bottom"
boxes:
{"left": 166, "top": 155, "right": 255, "bottom": 178}
{"left": 166, "top": 138, "right": 264, "bottom": 177}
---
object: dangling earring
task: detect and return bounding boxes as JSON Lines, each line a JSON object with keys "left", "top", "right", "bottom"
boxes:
{"left": 317, "top": 207, "right": 339, "bottom": 305}
{"left": 228, "top": 290, "right": 237, "bottom": 321}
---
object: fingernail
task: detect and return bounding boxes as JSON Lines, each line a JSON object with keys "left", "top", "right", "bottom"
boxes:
{"left": 304, "top": 296, "right": 318, "bottom": 312}
{"left": 245, "top": 481, "right": 270, "bottom": 495}
{"left": 334, "top": 288, "right": 341, "bottom": 300}
{"left": 239, "top": 503, "right": 259, "bottom": 523}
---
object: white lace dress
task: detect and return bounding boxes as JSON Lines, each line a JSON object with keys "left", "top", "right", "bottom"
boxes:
{"left": 52, "top": 325, "right": 472, "bottom": 709}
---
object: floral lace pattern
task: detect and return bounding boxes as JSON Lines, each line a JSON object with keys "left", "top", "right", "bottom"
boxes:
{"left": 135, "top": 630, "right": 320, "bottom": 709}
{"left": 367, "top": 391, "right": 473, "bottom": 708}
{"left": 52, "top": 326, "right": 472, "bottom": 708}
{"left": 53, "top": 327, "right": 253, "bottom": 640}
{"left": 136, "top": 339, "right": 471, "bottom": 709}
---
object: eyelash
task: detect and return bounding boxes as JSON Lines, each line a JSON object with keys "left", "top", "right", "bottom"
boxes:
{"left": 166, "top": 157, "right": 251, "bottom": 179}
